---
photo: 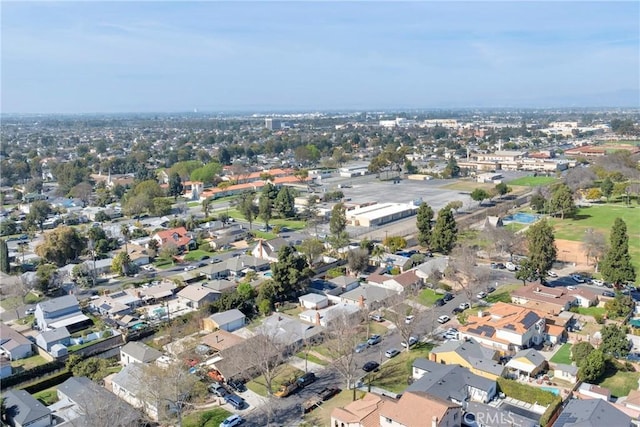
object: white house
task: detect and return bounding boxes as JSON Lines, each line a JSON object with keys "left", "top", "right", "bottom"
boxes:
{"left": 0, "top": 323, "right": 33, "bottom": 360}
{"left": 203, "top": 309, "right": 246, "bottom": 332}
{"left": 298, "top": 293, "right": 329, "bottom": 310}
{"left": 120, "top": 341, "right": 163, "bottom": 366}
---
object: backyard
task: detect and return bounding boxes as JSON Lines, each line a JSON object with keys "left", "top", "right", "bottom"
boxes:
{"left": 550, "top": 205, "right": 640, "bottom": 271}
{"left": 10, "top": 354, "right": 49, "bottom": 370}
{"left": 366, "top": 342, "right": 434, "bottom": 394}
{"left": 415, "top": 289, "right": 442, "bottom": 306}
{"left": 597, "top": 369, "right": 640, "bottom": 398}
{"left": 550, "top": 343, "right": 572, "bottom": 365}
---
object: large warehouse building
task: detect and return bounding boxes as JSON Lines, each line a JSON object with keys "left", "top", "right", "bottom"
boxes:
{"left": 346, "top": 203, "right": 417, "bottom": 227}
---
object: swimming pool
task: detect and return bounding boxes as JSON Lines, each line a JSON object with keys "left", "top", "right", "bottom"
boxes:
{"left": 503, "top": 212, "right": 541, "bottom": 224}
{"left": 129, "top": 322, "right": 147, "bottom": 331}
{"left": 264, "top": 272, "right": 273, "bottom": 277}
{"left": 540, "top": 386, "right": 560, "bottom": 396}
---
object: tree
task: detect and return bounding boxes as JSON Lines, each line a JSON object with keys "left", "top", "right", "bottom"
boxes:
{"left": 383, "top": 236, "right": 407, "bottom": 253}
{"left": 578, "top": 349, "right": 606, "bottom": 382}
{"left": 274, "top": 186, "right": 295, "bottom": 218}
{"left": 431, "top": 207, "right": 457, "bottom": 254}
{"left": 303, "top": 196, "right": 320, "bottom": 235}
{"left": 237, "top": 192, "right": 258, "bottom": 230}
{"left": 271, "top": 245, "right": 312, "bottom": 300}
{"left": 0, "top": 239, "right": 8, "bottom": 273}
{"left": 494, "top": 182, "right": 512, "bottom": 199}
{"left": 416, "top": 202, "right": 434, "bottom": 248}
{"left": 485, "top": 226, "right": 525, "bottom": 260}
{"left": 299, "top": 238, "right": 325, "bottom": 267}
{"left": 572, "top": 342, "right": 594, "bottom": 367}
{"left": 470, "top": 188, "right": 490, "bottom": 206}
{"left": 160, "top": 241, "right": 179, "bottom": 261}
{"left": 329, "top": 202, "right": 347, "bottom": 236}
{"left": 585, "top": 188, "right": 603, "bottom": 201}
{"left": 525, "top": 220, "right": 557, "bottom": 280}
{"left": 111, "top": 251, "right": 132, "bottom": 276}
{"left": 515, "top": 259, "right": 537, "bottom": 285}
{"left": 600, "top": 324, "right": 631, "bottom": 358}
{"left": 35, "top": 226, "right": 87, "bottom": 266}
{"left": 445, "top": 200, "right": 463, "bottom": 213}
{"left": 548, "top": 183, "right": 576, "bottom": 219}
{"left": 36, "top": 263, "right": 59, "bottom": 294}
{"left": 259, "top": 193, "right": 273, "bottom": 230}
{"left": 601, "top": 177, "right": 614, "bottom": 201}
{"left": 347, "top": 248, "right": 369, "bottom": 276}
{"left": 69, "top": 357, "right": 111, "bottom": 381}
{"left": 600, "top": 218, "right": 636, "bottom": 286}
{"left": 190, "top": 162, "right": 222, "bottom": 185}
{"left": 604, "top": 294, "right": 635, "bottom": 319}
{"left": 324, "top": 312, "right": 365, "bottom": 401}
{"left": 27, "top": 200, "right": 51, "bottom": 232}
{"left": 530, "top": 191, "right": 546, "bottom": 213}
{"left": 168, "top": 172, "right": 184, "bottom": 200}
{"left": 442, "top": 157, "right": 460, "bottom": 178}
{"left": 582, "top": 228, "right": 607, "bottom": 269}
{"left": 218, "top": 147, "right": 232, "bottom": 165}
{"left": 446, "top": 244, "right": 482, "bottom": 303}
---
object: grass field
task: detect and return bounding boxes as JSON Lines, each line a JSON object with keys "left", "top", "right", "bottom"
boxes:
{"left": 550, "top": 205, "right": 640, "bottom": 272}
{"left": 33, "top": 388, "right": 59, "bottom": 406}
{"left": 507, "top": 176, "right": 558, "bottom": 187}
{"left": 550, "top": 343, "right": 572, "bottom": 365}
{"left": 597, "top": 370, "right": 640, "bottom": 398}
{"left": 415, "top": 289, "right": 442, "bottom": 307}
{"left": 246, "top": 364, "right": 304, "bottom": 397}
{"left": 367, "top": 342, "right": 433, "bottom": 393}
{"left": 183, "top": 249, "right": 215, "bottom": 261}
{"left": 302, "top": 389, "right": 366, "bottom": 426}
{"left": 295, "top": 351, "right": 329, "bottom": 366}
{"left": 571, "top": 306, "right": 606, "bottom": 318}
{"left": 183, "top": 408, "right": 232, "bottom": 427}
{"left": 10, "top": 354, "right": 48, "bottom": 370}
{"left": 443, "top": 181, "right": 496, "bottom": 192}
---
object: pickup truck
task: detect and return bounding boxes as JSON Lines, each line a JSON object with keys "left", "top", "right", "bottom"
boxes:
{"left": 274, "top": 380, "right": 299, "bottom": 398}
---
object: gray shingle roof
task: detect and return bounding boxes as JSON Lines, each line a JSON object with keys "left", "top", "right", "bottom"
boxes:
{"left": 553, "top": 398, "right": 632, "bottom": 427}
{"left": 37, "top": 295, "right": 79, "bottom": 314}
{"left": 120, "top": 341, "right": 162, "bottom": 363}
{"left": 38, "top": 326, "right": 70, "bottom": 343}
{"left": 4, "top": 389, "right": 51, "bottom": 426}
{"left": 209, "top": 309, "right": 246, "bottom": 326}
{"left": 431, "top": 339, "right": 504, "bottom": 377}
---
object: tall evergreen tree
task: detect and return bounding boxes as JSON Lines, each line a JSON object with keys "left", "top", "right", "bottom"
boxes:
{"left": 168, "top": 172, "right": 183, "bottom": 200}
{"left": 329, "top": 202, "right": 347, "bottom": 236}
{"left": 0, "top": 239, "right": 9, "bottom": 273}
{"left": 274, "top": 186, "right": 295, "bottom": 218}
{"left": 416, "top": 202, "right": 434, "bottom": 248}
{"left": 258, "top": 193, "right": 273, "bottom": 230}
{"left": 526, "top": 219, "right": 557, "bottom": 279}
{"left": 431, "top": 207, "right": 457, "bottom": 254}
{"left": 548, "top": 183, "right": 576, "bottom": 219}
{"left": 238, "top": 192, "right": 258, "bottom": 230}
{"left": 600, "top": 218, "right": 636, "bottom": 285}
{"left": 271, "top": 245, "right": 311, "bottom": 299}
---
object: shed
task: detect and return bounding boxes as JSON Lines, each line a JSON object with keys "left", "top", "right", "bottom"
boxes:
{"left": 203, "top": 309, "right": 246, "bottom": 332}
{"left": 298, "top": 293, "right": 329, "bottom": 310}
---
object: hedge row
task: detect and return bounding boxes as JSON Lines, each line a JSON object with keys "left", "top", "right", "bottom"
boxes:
{"left": 0, "top": 360, "right": 65, "bottom": 390}
{"left": 22, "top": 370, "right": 73, "bottom": 394}
{"left": 497, "top": 378, "right": 557, "bottom": 406}
{"left": 540, "top": 396, "right": 563, "bottom": 427}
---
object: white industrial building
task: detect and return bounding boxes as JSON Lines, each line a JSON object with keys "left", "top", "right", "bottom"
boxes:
{"left": 346, "top": 203, "right": 417, "bottom": 227}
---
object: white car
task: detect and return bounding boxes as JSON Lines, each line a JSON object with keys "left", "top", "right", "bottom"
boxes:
{"left": 401, "top": 336, "right": 418, "bottom": 348}
{"left": 220, "top": 415, "right": 244, "bottom": 427}
{"left": 459, "top": 302, "right": 470, "bottom": 310}
{"left": 405, "top": 315, "right": 415, "bottom": 324}
{"left": 592, "top": 279, "right": 605, "bottom": 287}
{"left": 437, "top": 315, "right": 451, "bottom": 324}
{"left": 476, "top": 291, "right": 487, "bottom": 299}
{"left": 506, "top": 262, "right": 518, "bottom": 271}
{"left": 547, "top": 271, "right": 558, "bottom": 278}
{"left": 571, "top": 274, "right": 585, "bottom": 283}
{"left": 184, "top": 265, "right": 197, "bottom": 271}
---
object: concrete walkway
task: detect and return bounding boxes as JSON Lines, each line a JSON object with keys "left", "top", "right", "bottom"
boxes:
{"left": 287, "top": 355, "right": 325, "bottom": 373}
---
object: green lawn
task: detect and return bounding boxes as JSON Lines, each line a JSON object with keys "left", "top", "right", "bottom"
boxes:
{"left": 507, "top": 176, "right": 558, "bottom": 187}
{"left": 24, "top": 292, "right": 43, "bottom": 304}
{"left": 224, "top": 208, "right": 306, "bottom": 231}
{"left": 153, "top": 258, "right": 175, "bottom": 269}
{"left": 295, "top": 351, "right": 329, "bottom": 366}
{"left": 11, "top": 354, "right": 48, "bottom": 370}
{"left": 183, "top": 408, "right": 232, "bottom": 427}
{"left": 367, "top": 342, "right": 434, "bottom": 393}
{"left": 550, "top": 343, "right": 572, "bottom": 365}
{"left": 550, "top": 205, "right": 640, "bottom": 272}
{"left": 485, "top": 291, "right": 513, "bottom": 304}
{"left": 415, "top": 289, "right": 442, "bottom": 306}
{"left": 504, "top": 222, "right": 527, "bottom": 232}
{"left": 571, "top": 306, "right": 606, "bottom": 318}
{"left": 184, "top": 249, "right": 215, "bottom": 261}
{"left": 0, "top": 296, "right": 22, "bottom": 310}
{"left": 303, "top": 389, "right": 366, "bottom": 426}
{"left": 597, "top": 370, "right": 640, "bottom": 398}
{"left": 246, "top": 365, "right": 304, "bottom": 397}
{"left": 33, "top": 388, "right": 59, "bottom": 406}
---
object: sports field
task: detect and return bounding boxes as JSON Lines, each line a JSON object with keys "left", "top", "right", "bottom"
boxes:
{"left": 550, "top": 204, "right": 640, "bottom": 272}
{"left": 507, "top": 176, "right": 558, "bottom": 187}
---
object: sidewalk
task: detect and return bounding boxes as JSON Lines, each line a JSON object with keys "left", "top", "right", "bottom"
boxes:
{"left": 287, "top": 355, "right": 325, "bottom": 373}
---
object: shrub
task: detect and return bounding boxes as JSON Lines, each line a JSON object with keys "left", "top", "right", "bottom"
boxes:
{"left": 437, "top": 283, "right": 452, "bottom": 292}
{"left": 594, "top": 314, "right": 605, "bottom": 324}
{"left": 540, "top": 396, "right": 563, "bottom": 427}
{"left": 497, "top": 378, "right": 557, "bottom": 406}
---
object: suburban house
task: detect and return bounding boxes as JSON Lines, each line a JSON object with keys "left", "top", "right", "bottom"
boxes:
{"left": 511, "top": 285, "right": 576, "bottom": 314}
{"left": 120, "top": 341, "right": 163, "bottom": 366}
{"left": 3, "top": 389, "right": 52, "bottom": 427}
{"left": 298, "top": 293, "right": 329, "bottom": 310}
{"left": 378, "top": 391, "right": 462, "bottom": 427}
{"left": 457, "top": 302, "right": 547, "bottom": 353}
{"left": 151, "top": 227, "right": 196, "bottom": 252}
{"left": 210, "top": 226, "right": 248, "bottom": 249}
{"left": 90, "top": 289, "right": 142, "bottom": 317}
{"left": 203, "top": 309, "right": 246, "bottom": 332}
{"left": 567, "top": 288, "right": 599, "bottom": 308}
{"left": 331, "top": 392, "right": 385, "bottom": 427}
{"left": 414, "top": 257, "right": 449, "bottom": 281}
{"left": 82, "top": 257, "right": 114, "bottom": 276}
{"left": 34, "top": 295, "right": 91, "bottom": 332}
{"left": 552, "top": 398, "right": 632, "bottom": 426}
{"left": 381, "top": 270, "right": 423, "bottom": 294}
{"left": 408, "top": 358, "right": 497, "bottom": 406}
{"left": 299, "top": 303, "right": 361, "bottom": 327}
{"left": 257, "top": 313, "right": 323, "bottom": 348}
{"left": 206, "top": 255, "right": 270, "bottom": 279}
{"left": 328, "top": 276, "right": 360, "bottom": 293}
{"left": 577, "top": 383, "right": 612, "bottom": 401}
{"left": 110, "top": 362, "right": 159, "bottom": 421}
{"left": 429, "top": 338, "right": 506, "bottom": 380}
{"left": 505, "top": 348, "right": 548, "bottom": 378}
{"left": 340, "top": 284, "right": 397, "bottom": 310}
{"left": 465, "top": 402, "right": 538, "bottom": 427}
{"left": 0, "top": 323, "right": 33, "bottom": 360}
{"left": 553, "top": 363, "right": 579, "bottom": 383}
{"left": 54, "top": 376, "right": 139, "bottom": 426}
{"left": 35, "top": 327, "right": 70, "bottom": 352}
{"left": 200, "top": 330, "right": 245, "bottom": 354}
{"left": 177, "top": 285, "right": 219, "bottom": 309}
{"left": 375, "top": 253, "right": 413, "bottom": 273}
{"left": 203, "top": 279, "right": 237, "bottom": 294}
{"left": 251, "top": 237, "right": 291, "bottom": 262}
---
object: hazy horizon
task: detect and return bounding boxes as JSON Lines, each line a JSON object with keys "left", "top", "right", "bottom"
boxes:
{"left": 2, "top": 1, "right": 639, "bottom": 114}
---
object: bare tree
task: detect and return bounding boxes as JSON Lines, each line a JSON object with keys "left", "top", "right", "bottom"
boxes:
{"left": 485, "top": 226, "right": 526, "bottom": 260}
{"left": 347, "top": 248, "right": 370, "bottom": 276}
{"left": 564, "top": 167, "right": 597, "bottom": 192}
{"left": 446, "top": 244, "right": 482, "bottom": 304}
{"left": 582, "top": 228, "right": 607, "bottom": 271}
{"left": 323, "top": 311, "right": 365, "bottom": 400}
{"left": 384, "top": 297, "right": 425, "bottom": 353}
{"left": 69, "top": 380, "right": 143, "bottom": 427}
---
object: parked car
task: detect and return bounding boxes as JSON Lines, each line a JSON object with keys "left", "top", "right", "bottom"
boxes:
{"left": 485, "top": 286, "right": 496, "bottom": 294}
{"left": 220, "top": 414, "right": 244, "bottom": 427}
{"left": 225, "top": 394, "right": 247, "bottom": 410}
{"left": 401, "top": 336, "right": 418, "bottom": 348}
{"left": 434, "top": 298, "right": 445, "bottom": 307}
{"left": 452, "top": 307, "right": 464, "bottom": 314}
{"left": 367, "top": 334, "right": 382, "bottom": 346}
{"left": 385, "top": 348, "right": 400, "bottom": 358}
{"left": 318, "top": 387, "right": 341, "bottom": 401}
{"left": 405, "top": 315, "right": 415, "bottom": 324}
{"left": 505, "top": 262, "right": 518, "bottom": 271}
{"left": 355, "top": 342, "right": 368, "bottom": 353}
{"left": 24, "top": 308, "right": 35, "bottom": 315}
{"left": 209, "top": 385, "right": 228, "bottom": 398}
{"left": 227, "top": 378, "right": 247, "bottom": 393}
{"left": 602, "top": 291, "right": 615, "bottom": 297}
{"left": 184, "top": 265, "right": 197, "bottom": 271}
{"left": 210, "top": 257, "right": 223, "bottom": 264}
{"left": 459, "top": 302, "right": 470, "bottom": 310}
{"left": 571, "top": 274, "right": 585, "bottom": 283}
{"left": 443, "top": 331, "right": 458, "bottom": 340}
{"left": 443, "top": 292, "right": 454, "bottom": 301}
{"left": 592, "top": 279, "right": 605, "bottom": 287}
{"left": 297, "top": 372, "right": 317, "bottom": 388}
{"left": 437, "top": 315, "right": 451, "bottom": 324}
{"left": 547, "top": 271, "right": 558, "bottom": 278}
{"left": 362, "top": 361, "right": 380, "bottom": 372}
{"left": 476, "top": 291, "right": 487, "bottom": 299}
{"left": 370, "top": 313, "right": 384, "bottom": 322}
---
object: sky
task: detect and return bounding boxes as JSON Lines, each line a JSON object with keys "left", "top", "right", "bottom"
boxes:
{"left": 2, "top": 1, "right": 639, "bottom": 113}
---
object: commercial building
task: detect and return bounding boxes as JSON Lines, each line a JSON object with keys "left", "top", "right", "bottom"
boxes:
{"left": 346, "top": 202, "right": 417, "bottom": 227}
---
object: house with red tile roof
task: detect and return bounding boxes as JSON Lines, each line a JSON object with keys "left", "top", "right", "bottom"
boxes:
{"left": 151, "top": 227, "right": 196, "bottom": 253}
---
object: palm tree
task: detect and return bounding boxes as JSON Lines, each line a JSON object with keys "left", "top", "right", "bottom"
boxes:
{"left": 202, "top": 197, "right": 211, "bottom": 217}
{"left": 120, "top": 224, "right": 131, "bottom": 255}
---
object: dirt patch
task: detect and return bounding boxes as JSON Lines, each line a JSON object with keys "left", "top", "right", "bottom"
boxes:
{"left": 555, "top": 239, "right": 591, "bottom": 271}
